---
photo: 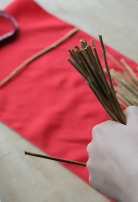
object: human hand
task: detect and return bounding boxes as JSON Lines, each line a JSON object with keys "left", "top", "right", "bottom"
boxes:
{"left": 87, "top": 106, "right": 138, "bottom": 202}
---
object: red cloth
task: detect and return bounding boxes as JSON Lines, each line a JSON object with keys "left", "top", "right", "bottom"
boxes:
{"left": 0, "top": 0, "right": 137, "bottom": 186}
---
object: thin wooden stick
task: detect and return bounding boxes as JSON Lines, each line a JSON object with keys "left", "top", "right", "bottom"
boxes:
{"left": 120, "top": 58, "right": 138, "bottom": 86}
{"left": 116, "top": 93, "right": 129, "bottom": 108}
{"left": 25, "top": 151, "right": 86, "bottom": 167}
{"left": 99, "top": 35, "right": 115, "bottom": 93}
{"left": 0, "top": 27, "right": 78, "bottom": 87}
{"left": 107, "top": 52, "right": 123, "bottom": 69}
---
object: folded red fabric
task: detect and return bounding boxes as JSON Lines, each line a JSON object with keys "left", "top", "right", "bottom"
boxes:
{"left": 0, "top": 0, "right": 137, "bottom": 186}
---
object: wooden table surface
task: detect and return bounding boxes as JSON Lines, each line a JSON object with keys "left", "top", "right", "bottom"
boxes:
{"left": 0, "top": 0, "right": 138, "bottom": 201}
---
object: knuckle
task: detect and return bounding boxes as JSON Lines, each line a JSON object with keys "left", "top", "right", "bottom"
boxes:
{"left": 92, "top": 124, "right": 102, "bottom": 139}
{"left": 125, "top": 106, "right": 138, "bottom": 116}
{"left": 125, "top": 106, "right": 138, "bottom": 124}
{"left": 86, "top": 142, "right": 91, "bottom": 154}
{"left": 86, "top": 159, "right": 91, "bottom": 170}
{"left": 87, "top": 141, "right": 95, "bottom": 156}
{"left": 86, "top": 158, "right": 94, "bottom": 171}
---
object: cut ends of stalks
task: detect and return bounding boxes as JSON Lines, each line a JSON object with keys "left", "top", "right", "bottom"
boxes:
{"left": 67, "top": 35, "right": 126, "bottom": 125}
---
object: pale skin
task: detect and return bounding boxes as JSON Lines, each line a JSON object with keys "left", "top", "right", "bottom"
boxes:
{"left": 87, "top": 106, "right": 138, "bottom": 202}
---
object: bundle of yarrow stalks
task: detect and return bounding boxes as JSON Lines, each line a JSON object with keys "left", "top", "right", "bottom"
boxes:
{"left": 107, "top": 53, "right": 138, "bottom": 108}
{"left": 67, "top": 35, "right": 126, "bottom": 125}
{"left": 25, "top": 35, "right": 127, "bottom": 166}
